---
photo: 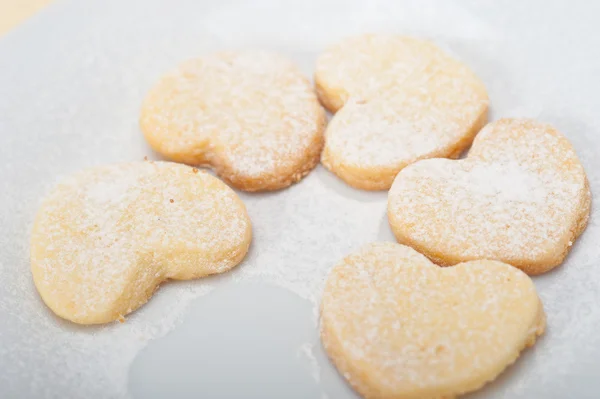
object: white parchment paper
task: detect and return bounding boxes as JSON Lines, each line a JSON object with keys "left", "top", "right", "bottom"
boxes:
{"left": 1, "top": 1, "right": 599, "bottom": 398}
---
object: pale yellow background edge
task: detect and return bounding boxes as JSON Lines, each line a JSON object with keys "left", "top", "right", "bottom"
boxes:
{"left": 0, "top": 0, "right": 53, "bottom": 36}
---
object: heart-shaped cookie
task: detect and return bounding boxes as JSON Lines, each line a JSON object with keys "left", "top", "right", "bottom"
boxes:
{"left": 388, "top": 118, "right": 591, "bottom": 275}
{"left": 315, "top": 34, "right": 488, "bottom": 190}
{"left": 140, "top": 51, "right": 326, "bottom": 192}
{"left": 321, "top": 88, "right": 487, "bottom": 190}
{"left": 30, "top": 161, "right": 252, "bottom": 324}
{"left": 320, "top": 242, "right": 545, "bottom": 399}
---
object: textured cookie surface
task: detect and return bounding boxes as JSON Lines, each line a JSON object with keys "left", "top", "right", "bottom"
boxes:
{"left": 141, "top": 51, "right": 326, "bottom": 191}
{"left": 316, "top": 34, "right": 488, "bottom": 190}
{"left": 388, "top": 118, "right": 591, "bottom": 274}
{"left": 31, "top": 162, "right": 252, "bottom": 324}
{"left": 321, "top": 242, "right": 545, "bottom": 399}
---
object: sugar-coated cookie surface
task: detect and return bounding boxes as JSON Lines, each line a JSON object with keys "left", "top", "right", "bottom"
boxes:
{"left": 320, "top": 242, "right": 545, "bottom": 399}
{"left": 141, "top": 51, "right": 326, "bottom": 191}
{"left": 316, "top": 34, "right": 488, "bottom": 190}
{"left": 388, "top": 118, "right": 591, "bottom": 275}
{"left": 30, "top": 162, "right": 252, "bottom": 324}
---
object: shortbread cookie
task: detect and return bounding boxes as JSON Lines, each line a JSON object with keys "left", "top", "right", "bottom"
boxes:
{"left": 314, "top": 34, "right": 488, "bottom": 113}
{"left": 388, "top": 118, "right": 591, "bottom": 275}
{"left": 140, "top": 51, "right": 326, "bottom": 191}
{"left": 316, "top": 34, "right": 488, "bottom": 190}
{"left": 321, "top": 90, "right": 487, "bottom": 190}
{"left": 30, "top": 162, "right": 252, "bottom": 324}
{"left": 321, "top": 242, "right": 545, "bottom": 399}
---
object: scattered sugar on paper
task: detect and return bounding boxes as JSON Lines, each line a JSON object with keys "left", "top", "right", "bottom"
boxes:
{"left": 297, "top": 342, "right": 321, "bottom": 383}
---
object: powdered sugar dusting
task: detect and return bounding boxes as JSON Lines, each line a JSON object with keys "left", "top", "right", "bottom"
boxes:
{"left": 30, "top": 161, "right": 251, "bottom": 324}
{"left": 388, "top": 118, "right": 590, "bottom": 272}
{"left": 320, "top": 242, "right": 543, "bottom": 397}
{"left": 315, "top": 34, "right": 488, "bottom": 112}
{"left": 297, "top": 342, "right": 321, "bottom": 383}
{"left": 318, "top": 34, "right": 487, "bottom": 188}
{"left": 324, "top": 90, "right": 483, "bottom": 168}
{"left": 140, "top": 51, "right": 325, "bottom": 188}
{"left": 2, "top": 1, "right": 600, "bottom": 398}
